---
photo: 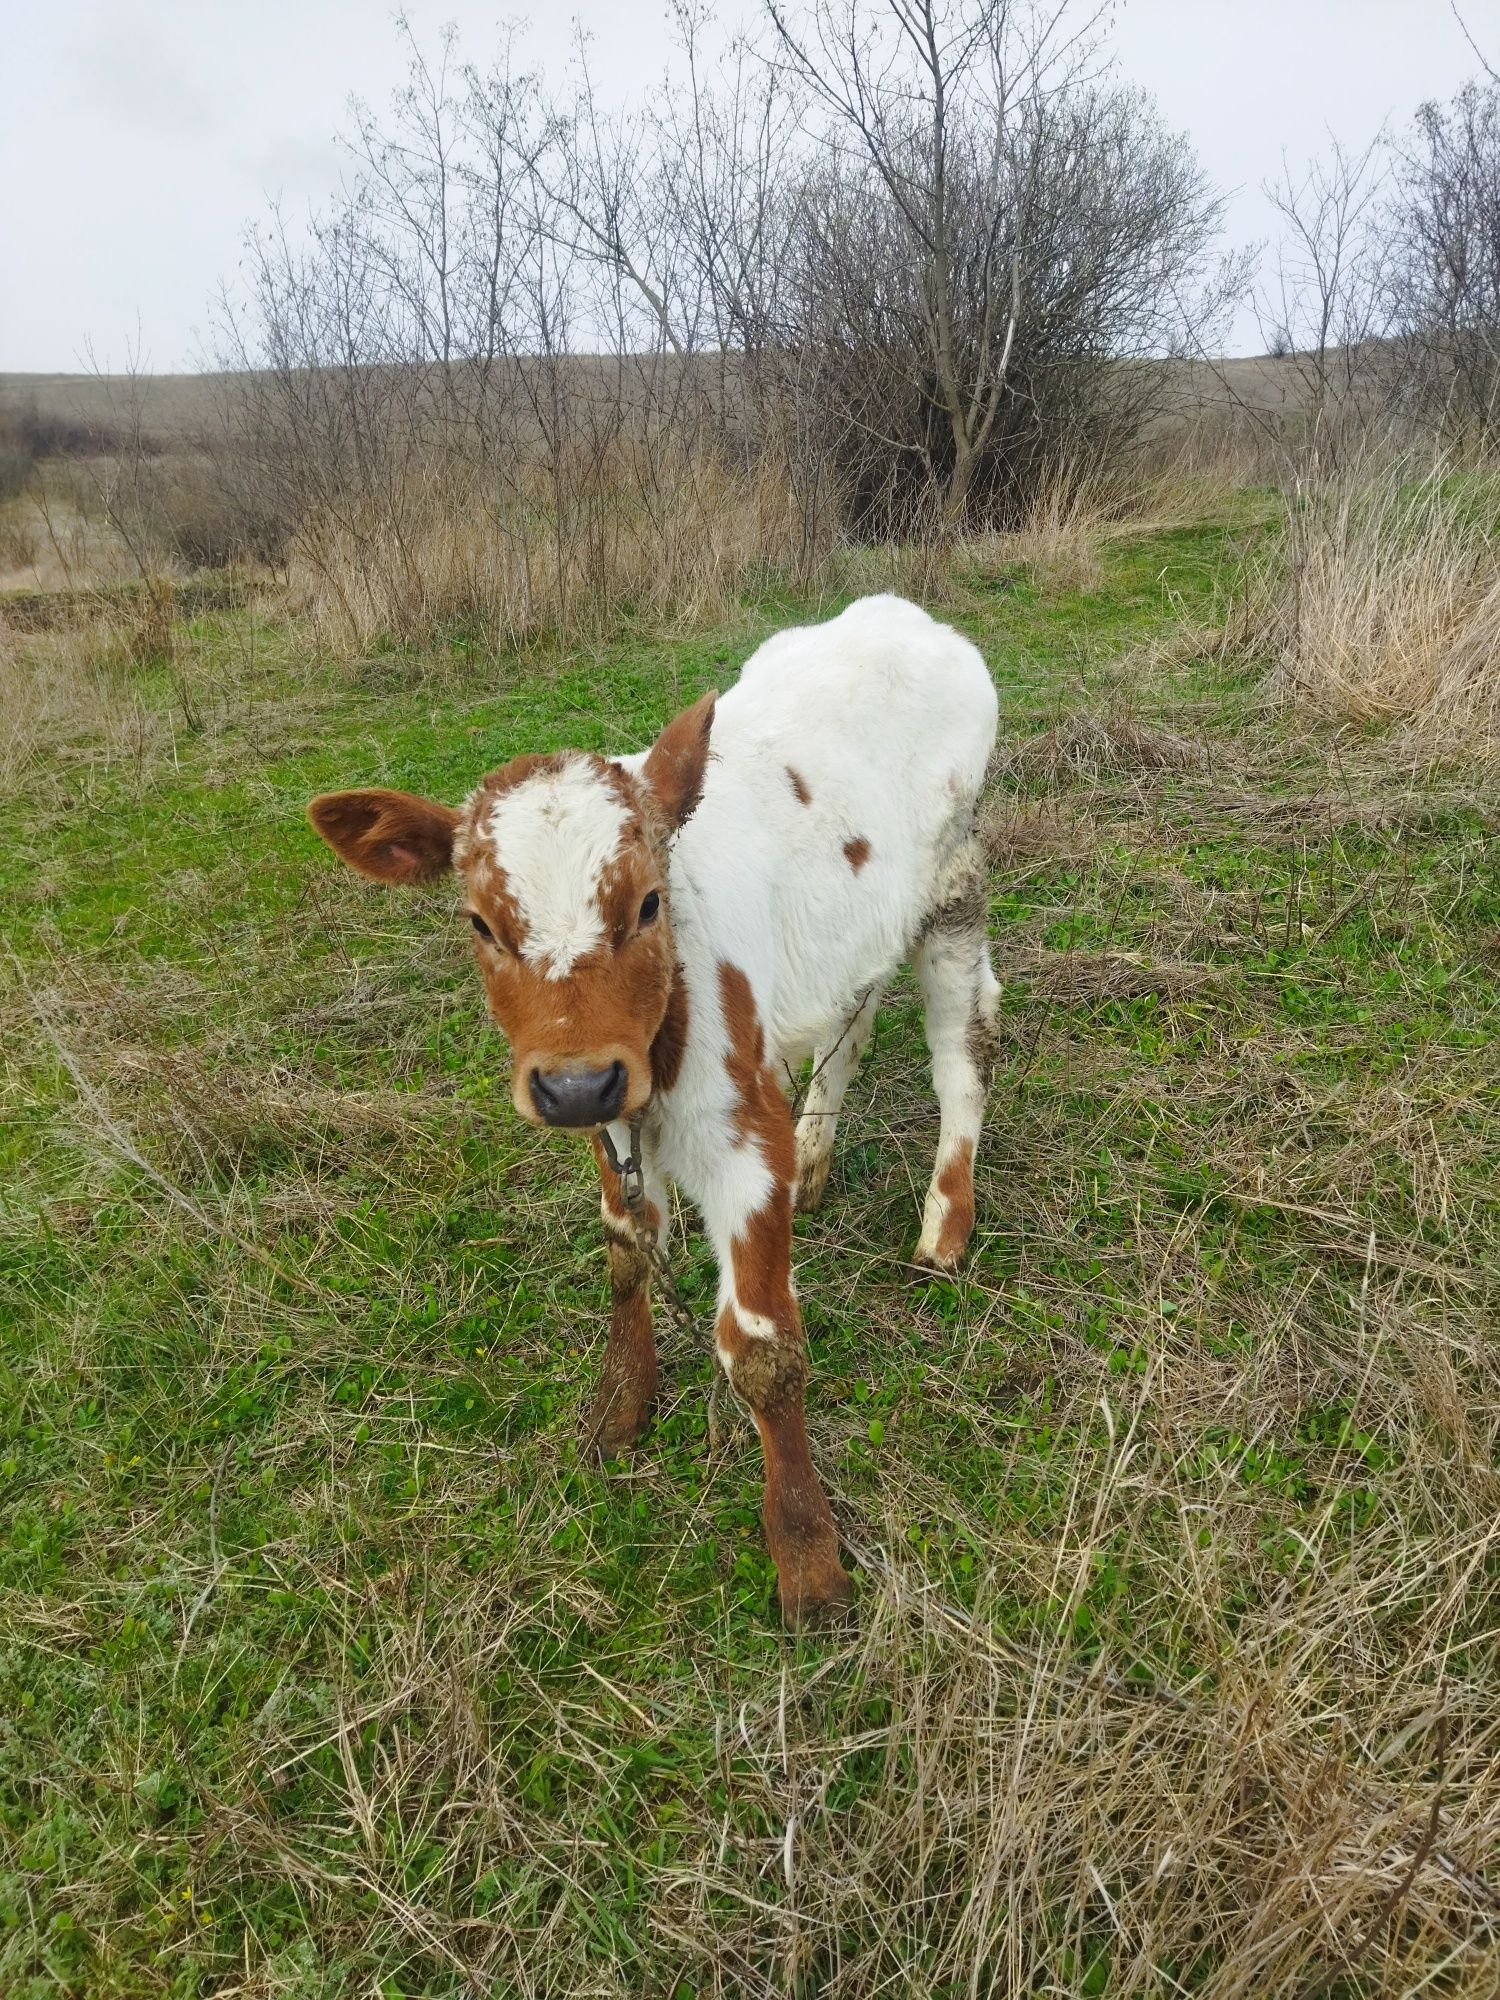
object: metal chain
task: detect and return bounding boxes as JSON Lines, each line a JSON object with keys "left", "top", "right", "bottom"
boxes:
{"left": 597, "top": 1115, "right": 698, "bottom": 1338}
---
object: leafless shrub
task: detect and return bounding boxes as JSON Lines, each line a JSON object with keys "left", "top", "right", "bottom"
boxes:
{"left": 0, "top": 439, "right": 33, "bottom": 506}
{"left": 761, "top": 4, "right": 1238, "bottom": 536}
{"left": 124, "top": 454, "right": 243, "bottom": 571}
{"left": 0, "top": 398, "right": 130, "bottom": 465}
{"left": 1388, "top": 79, "right": 1500, "bottom": 446}
{"left": 1253, "top": 138, "right": 1396, "bottom": 472}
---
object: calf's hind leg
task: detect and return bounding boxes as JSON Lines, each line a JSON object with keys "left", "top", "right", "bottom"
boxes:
{"left": 913, "top": 847, "right": 998, "bottom": 1271}
{"left": 794, "top": 985, "right": 881, "bottom": 1212}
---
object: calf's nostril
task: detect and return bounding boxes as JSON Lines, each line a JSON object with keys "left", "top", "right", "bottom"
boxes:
{"left": 528, "top": 1068, "right": 556, "bottom": 1118}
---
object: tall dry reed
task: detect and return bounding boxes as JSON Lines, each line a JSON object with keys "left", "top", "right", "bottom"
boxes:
{"left": 1238, "top": 463, "right": 1500, "bottom": 758}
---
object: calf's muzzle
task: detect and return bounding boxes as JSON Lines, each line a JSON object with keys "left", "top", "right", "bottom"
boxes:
{"left": 529, "top": 1061, "right": 628, "bottom": 1129}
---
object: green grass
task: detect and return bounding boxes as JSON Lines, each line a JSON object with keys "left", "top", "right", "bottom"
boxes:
{"left": 3, "top": 521, "right": 1498, "bottom": 1996}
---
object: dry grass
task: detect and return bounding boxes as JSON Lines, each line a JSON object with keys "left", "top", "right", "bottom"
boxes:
{"left": 994, "top": 710, "right": 1209, "bottom": 787}
{"left": 1010, "top": 476, "right": 1109, "bottom": 592}
{"left": 0, "top": 623, "right": 149, "bottom": 792}
{"left": 976, "top": 469, "right": 1112, "bottom": 594}
{"left": 0, "top": 582, "right": 265, "bottom": 794}
{"left": 285, "top": 444, "right": 818, "bottom": 654}
{"left": 995, "top": 942, "right": 1224, "bottom": 1001}
{"left": 0, "top": 489, "right": 143, "bottom": 594}
{"left": 1237, "top": 465, "right": 1500, "bottom": 759}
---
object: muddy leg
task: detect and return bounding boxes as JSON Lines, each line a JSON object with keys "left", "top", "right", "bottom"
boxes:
{"left": 913, "top": 847, "right": 997, "bottom": 1271}
{"left": 701, "top": 995, "right": 851, "bottom": 1626}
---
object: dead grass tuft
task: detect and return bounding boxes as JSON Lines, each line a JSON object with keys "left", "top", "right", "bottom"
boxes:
{"left": 964, "top": 469, "right": 1112, "bottom": 595}
{"left": 997, "top": 944, "right": 1223, "bottom": 1002}
{"left": 998, "top": 709, "right": 1209, "bottom": 786}
{"left": 977, "top": 798, "right": 1098, "bottom": 875}
{"left": 1197, "top": 786, "right": 1495, "bottom": 840}
{"left": 1236, "top": 464, "right": 1500, "bottom": 759}
{"left": 1106, "top": 620, "right": 1234, "bottom": 689}
{"left": 285, "top": 445, "right": 815, "bottom": 654}
{"left": 0, "top": 622, "right": 148, "bottom": 792}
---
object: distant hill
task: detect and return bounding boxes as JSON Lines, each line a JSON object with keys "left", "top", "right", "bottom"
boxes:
{"left": 0, "top": 372, "right": 228, "bottom": 450}
{"left": 2, "top": 352, "right": 1376, "bottom": 446}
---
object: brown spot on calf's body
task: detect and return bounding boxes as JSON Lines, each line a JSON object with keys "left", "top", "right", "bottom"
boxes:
{"left": 843, "top": 836, "right": 871, "bottom": 872}
{"left": 934, "top": 1137, "right": 976, "bottom": 1266}
{"left": 786, "top": 765, "right": 812, "bottom": 805}
{"left": 714, "top": 959, "right": 805, "bottom": 1391}
{"left": 717, "top": 963, "right": 796, "bottom": 1187}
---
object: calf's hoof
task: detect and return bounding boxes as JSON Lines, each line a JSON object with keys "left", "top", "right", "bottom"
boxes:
{"left": 774, "top": 1549, "right": 856, "bottom": 1631}
{"left": 794, "top": 1146, "right": 833, "bottom": 1214}
{"left": 912, "top": 1239, "right": 966, "bottom": 1277}
{"left": 583, "top": 1388, "right": 654, "bottom": 1461}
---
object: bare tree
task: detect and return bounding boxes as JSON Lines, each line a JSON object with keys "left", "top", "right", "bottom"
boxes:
{"left": 1255, "top": 136, "right": 1391, "bottom": 469}
{"left": 763, "top": 0, "right": 1057, "bottom": 526}
{"left": 756, "top": 0, "right": 1231, "bottom": 531}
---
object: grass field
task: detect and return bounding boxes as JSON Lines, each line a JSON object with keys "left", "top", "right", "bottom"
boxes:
{"left": 2, "top": 512, "right": 1498, "bottom": 1996}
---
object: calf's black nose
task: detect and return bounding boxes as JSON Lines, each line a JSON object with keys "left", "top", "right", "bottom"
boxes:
{"left": 529, "top": 1062, "right": 627, "bottom": 1128}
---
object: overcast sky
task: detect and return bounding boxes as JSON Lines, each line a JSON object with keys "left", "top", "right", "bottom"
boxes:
{"left": 1, "top": 0, "right": 1491, "bottom": 373}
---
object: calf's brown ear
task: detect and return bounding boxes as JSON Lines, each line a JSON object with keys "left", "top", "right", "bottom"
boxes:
{"left": 308, "top": 788, "right": 459, "bottom": 885}
{"left": 642, "top": 689, "right": 717, "bottom": 829}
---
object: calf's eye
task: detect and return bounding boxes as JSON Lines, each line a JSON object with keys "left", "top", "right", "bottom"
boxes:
{"left": 638, "top": 890, "right": 661, "bottom": 926}
{"left": 469, "top": 912, "right": 494, "bottom": 942}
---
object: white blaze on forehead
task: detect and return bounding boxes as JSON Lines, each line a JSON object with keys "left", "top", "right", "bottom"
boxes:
{"left": 486, "top": 757, "right": 629, "bottom": 978}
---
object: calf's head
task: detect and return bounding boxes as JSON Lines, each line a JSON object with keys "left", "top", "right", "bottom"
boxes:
{"left": 307, "top": 691, "right": 715, "bottom": 1129}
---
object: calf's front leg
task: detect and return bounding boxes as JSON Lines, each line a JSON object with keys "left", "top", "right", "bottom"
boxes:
{"left": 701, "top": 1016, "right": 851, "bottom": 1626}
{"left": 585, "top": 1129, "right": 665, "bottom": 1458}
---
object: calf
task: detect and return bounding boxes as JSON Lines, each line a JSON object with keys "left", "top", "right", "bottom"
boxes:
{"left": 308, "top": 595, "right": 999, "bottom": 1625}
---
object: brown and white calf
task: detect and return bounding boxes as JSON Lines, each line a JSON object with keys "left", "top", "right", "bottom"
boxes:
{"left": 308, "top": 594, "right": 999, "bottom": 1624}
